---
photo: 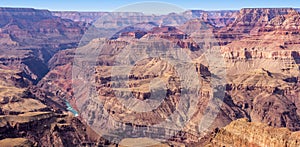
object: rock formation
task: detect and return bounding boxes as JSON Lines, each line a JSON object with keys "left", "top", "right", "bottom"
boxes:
{"left": 0, "top": 6, "right": 300, "bottom": 147}
{"left": 199, "top": 118, "right": 300, "bottom": 147}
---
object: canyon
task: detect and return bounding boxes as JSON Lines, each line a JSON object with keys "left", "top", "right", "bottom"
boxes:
{"left": 0, "top": 6, "right": 300, "bottom": 147}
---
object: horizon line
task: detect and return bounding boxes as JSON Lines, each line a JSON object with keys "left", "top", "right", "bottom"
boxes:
{"left": 0, "top": 6, "right": 298, "bottom": 13}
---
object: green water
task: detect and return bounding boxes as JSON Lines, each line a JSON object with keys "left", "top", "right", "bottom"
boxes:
{"left": 65, "top": 101, "right": 79, "bottom": 117}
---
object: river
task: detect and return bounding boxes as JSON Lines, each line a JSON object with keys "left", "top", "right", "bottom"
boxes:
{"left": 65, "top": 100, "right": 79, "bottom": 117}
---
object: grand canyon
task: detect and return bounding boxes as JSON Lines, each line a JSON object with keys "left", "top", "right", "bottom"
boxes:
{"left": 0, "top": 3, "right": 300, "bottom": 147}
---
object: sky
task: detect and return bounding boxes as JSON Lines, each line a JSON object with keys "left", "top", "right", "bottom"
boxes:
{"left": 0, "top": 0, "right": 299, "bottom": 12}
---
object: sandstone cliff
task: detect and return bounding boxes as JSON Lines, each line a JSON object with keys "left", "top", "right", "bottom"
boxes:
{"left": 201, "top": 118, "right": 300, "bottom": 147}
{"left": 0, "top": 7, "right": 86, "bottom": 83}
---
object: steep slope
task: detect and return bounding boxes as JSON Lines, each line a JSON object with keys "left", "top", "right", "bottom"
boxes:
{"left": 217, "top": 8, "right": 297, "bottom": 45}
{"left": 198, "top": 118, "right": 300, "bottom": 147}
{"left": 39, "top": 8, "right": 300, "bottom": 145}
{"left": 183, "top": 10, "right": 238, "bottom": 27}
{"left": 0, "top": 66, "right": 115, "bottom": 146}
{"left": 216, "top": 9, "right": 300, "bottom": 132}
{"left": 0, "top": 138, "right": 34, "bottom": 147}
{"left": 0, "top": 8, "right": 86, "bottom": 83}
{"left": 2, "top": 6, "right": 300, "bottom": 146}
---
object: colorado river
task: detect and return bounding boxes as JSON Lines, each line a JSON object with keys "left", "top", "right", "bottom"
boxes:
{"left": 65, "top": 100, "right": 79, "bottom": 117}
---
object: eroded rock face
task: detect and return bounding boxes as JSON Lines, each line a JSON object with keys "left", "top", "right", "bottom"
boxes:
{"left": 0, "top": 67, "right": 114, "bottom": 146}
{"left": 200, "top": 118, "right": 300, "bottom": 147}
{"left": 0, "top": 8, "right": 85, "bottom": 47}
{"left": 1, "top": 6, "right": 300, "bottom": 146}
{"left": 52, "top": 11, "right": 108, "bottom": 23}
{"left": 0, "top": 138, "right": 35, "bottom": 147}
{"left": 0, "top": 8, "right": 86, "bottom": 83}
{"left": 183, "top": 10, "right": 238, "bottom": 27}
{"left": 35, "top": 8, "right": 300, "bottom": 146}
{"left": 225, "top": 8, "right": 295, "bottom": 34}
{"left": 213, "top": 9, "right": 300, "bottom": 133}
{"left": 217, "top": 8, "right": 299, "bottom": 46}
{"left": 53, "top": 10, "right": 238, "bottom": 28}
{"left": 225, "top": 69, "right": 300, "bottom": 131}
{"left": 221, "top": 12, "right": 300, "bottom": 65}
{"left": 0, "top": 112, "right": 109, "bottom": 146}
